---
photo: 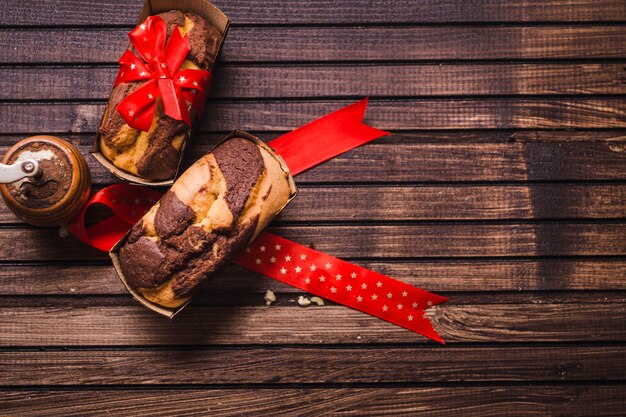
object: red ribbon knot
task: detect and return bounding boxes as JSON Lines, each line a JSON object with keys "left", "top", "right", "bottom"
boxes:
{"left": 114, "top": 15, "right": 211, "bottom": 131}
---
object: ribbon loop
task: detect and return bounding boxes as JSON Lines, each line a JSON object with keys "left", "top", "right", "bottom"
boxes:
{"left": 68, "top": 184, "right": 161, "bottom": 252}
{"left": 128, "top": 16, "right": 167, "bottom": 63}
{"left": 113, "top": 16, "right": 211, "bottom": 131}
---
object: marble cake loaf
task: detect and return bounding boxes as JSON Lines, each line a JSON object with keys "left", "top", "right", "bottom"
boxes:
{"left": 98, "top": 10, "right": 223, "bottom": 181}
{"left": 118, "top": 137, "right": 293, "bottom": 308}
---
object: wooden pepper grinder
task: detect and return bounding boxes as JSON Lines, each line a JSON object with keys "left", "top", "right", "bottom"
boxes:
{"left": 0, "top": 135, "right": 91, "bottom": 227}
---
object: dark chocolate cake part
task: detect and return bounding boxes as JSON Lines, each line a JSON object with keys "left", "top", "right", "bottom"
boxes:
{"left": 154, "top": 191, "right": 196, "bottom": 239}
{"left": 213, "top": 138, "right": 265, "bottom": 218}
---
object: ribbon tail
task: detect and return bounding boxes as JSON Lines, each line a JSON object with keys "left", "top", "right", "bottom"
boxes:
{"left": 410, "top": 311, "right": 446, "bottom": 345}
{"left": 268, "top": 98, "right": 389, "bottom": 176}
{"left": 116, "top": 80, "right": 159, "bottom": 131}
{"left": 115, "top": 49, "right": 152, "bottom": 86}
{"left": 159, "top": 79, "right": 190, "bottom": 125}
{"left": 233, "top": 231, "right": 447, "bottom": 344}
{"left": 177, "top": 68, "right": 211, "bottom": 115}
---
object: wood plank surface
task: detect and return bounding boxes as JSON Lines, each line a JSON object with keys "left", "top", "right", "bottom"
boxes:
{"left": 0, "top": 346, "right": 624, "bottom": 385}
{"left": 2, "top": 258, "right": 626, "bottom": 295}
{"left": 2, "top": 184, "right": 625, "bottom": 224}
{"left": 4, "top": 0, "right": 626, "bottom": 25}
{"left": 181, "top": 141, "right": 626, "bottom": 183}
{"left": 279, "top": 184, "right": 626, "bottom": 220}
{"left": 2, "top": 386, "right": 625, "bottom": 417}
{"left": 3, "top": 130, "right": 625, "bottom": 146}
{"left": 2, "top": 142, "right": 626, "bottom": 186}
{"left": 5, "top": 292, "right": 622, "bottom": 308}
{"left": 1, "top": 0, "right": 625, "bottom": 414}
{"left": 3, "top": 222, "right": 626, "bottom": 261}
{"left": 1, "top": 303, "right": 625, "bottom": 345}
{"left": 1, "top": 99, "right": 624, "bottom": 134}
{"left": 4, "top": 138, "right": 626, "bottom": 183}
{"left": 2, "top": 26, "right": 626, "bottom": 64}
{"left": 3, "top": 63, "right": 626, "bottom": 100}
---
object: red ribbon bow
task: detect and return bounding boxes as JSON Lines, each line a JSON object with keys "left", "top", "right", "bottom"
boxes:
{"left": 114, "top": 16, "right": 211, "bottom": 131}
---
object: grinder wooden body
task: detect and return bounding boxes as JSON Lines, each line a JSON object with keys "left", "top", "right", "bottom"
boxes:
{"left": 0, "top": 136, "right": 91, "bottom": 227}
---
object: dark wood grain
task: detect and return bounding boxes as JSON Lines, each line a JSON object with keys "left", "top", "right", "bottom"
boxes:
{"left": 1, "top": 303, "right": 624, "bottom": 345}
{"left": 5, "top": 292, "right": 623, "bottom": 308}
{"left": 190, "top": 141, "right": 626, "bottom": 183}
{"left": 3, "top": 130, "right": 626, "bottom": 147}
{"left": 5, "top": 138, "right": 626, "bottom": 183}
{"left": 2, "top": 184, "right": 625, "bottom": 224}
{"left": 3, "top": 222, "right": 626, "bottom": 261}
{"left": 2, "top": 26, "right": 626, "bottom": 64}
{"left": 1, "top": 260, "right": 626, "bottom": 295}
{"left": 2, "top": 258, "right": 626, "bottom": 295}
{"left": 1, "top": 99, "right": 624, "bottom": 134}
{"left": 3, "top": 0, "right": 625, "bottom": 25}
{"left": 280, "top": 184, "right": 626, "bottom": 220}
{"left": 1, "top": 386, "right": 624, "bottom": 417}
{"left": 1, "top": 0, "right": 625, "bottom": 413}
{"left": 0, "top": 346, "right": 624, "bottom": 385}
{"left": 3, "top": 63, "right": 626, "bottom": 100}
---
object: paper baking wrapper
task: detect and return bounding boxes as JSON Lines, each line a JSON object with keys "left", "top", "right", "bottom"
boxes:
{"left": 92, "top": 0, "right": 230, "bottom": 186}
{"left": 109, "top": 131, "right": 298, "bottom": 317}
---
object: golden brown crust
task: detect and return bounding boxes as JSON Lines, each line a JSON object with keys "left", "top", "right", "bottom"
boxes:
{"left": 118, "top": 137, "right": 292, "bottom": 308}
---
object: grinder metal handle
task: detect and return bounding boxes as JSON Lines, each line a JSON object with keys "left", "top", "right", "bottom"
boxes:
{"left": 0, "top": 159, "right": 41, "bottom": 184}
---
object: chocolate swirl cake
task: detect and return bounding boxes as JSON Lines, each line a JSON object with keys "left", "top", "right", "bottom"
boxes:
{"left": 97, "top": 10, "right": 223, "bottom": 181}
{"left": 117, "top": 135, "right": 295, "bottom": 308}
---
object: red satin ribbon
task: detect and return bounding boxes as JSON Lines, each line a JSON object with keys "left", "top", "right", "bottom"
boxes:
{"left": 234, "top": 232, "right": 447, "bottom": 343}
{"left": 69, "top": 99, "right": 447, "bottom": 343}
{"left": 67, "top": 184, "right": 161, "bottom": 252}
{"left": 114, "top": 15, "right": 211, "bottom": 131}
{"left": 269, "top": 98, "right": 389, "bottom": 175}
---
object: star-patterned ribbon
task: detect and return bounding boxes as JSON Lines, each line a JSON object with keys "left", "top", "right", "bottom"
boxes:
{"left": 234, "top": 232, "right": 448, "bottom": 343}
{"left": 114, "top": 15, "right": 211, "bottom": 131}
{"left": 69, "top": 99, "right": 448, "bottom": 343}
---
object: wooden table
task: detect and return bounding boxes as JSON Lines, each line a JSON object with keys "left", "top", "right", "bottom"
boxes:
{"left": 1, "top": 1, "right": 625, "bottom": 415}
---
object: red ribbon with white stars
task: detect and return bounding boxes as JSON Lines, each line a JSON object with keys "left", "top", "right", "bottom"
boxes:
{"left": 68, "top": 184, "right": 161, "bottom": 252}
{"left": 234, "top": 233, "right": 448, "bottom": 343}
{"left": 114, "top": 15, "right": 211, "bottom": 131}
{"left": 69, "top": 99, "right": 448, "bottom": 343}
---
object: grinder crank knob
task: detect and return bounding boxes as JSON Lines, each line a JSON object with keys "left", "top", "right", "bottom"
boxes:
{"left": 0, "top": 135, "right": 91, "bottom": 227}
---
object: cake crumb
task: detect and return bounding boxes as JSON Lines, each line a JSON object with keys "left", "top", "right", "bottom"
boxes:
{"left": 298, "top": 295, "right": 311, "bottom": 307}
{"left": 58, "top": 224, "right": 69, "bottom": 238}
{"left": 264, "top": 290, "right": 277, "bottom": 306}
{"left": 310, "top": 296, "right": 325, "bottom": 306}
